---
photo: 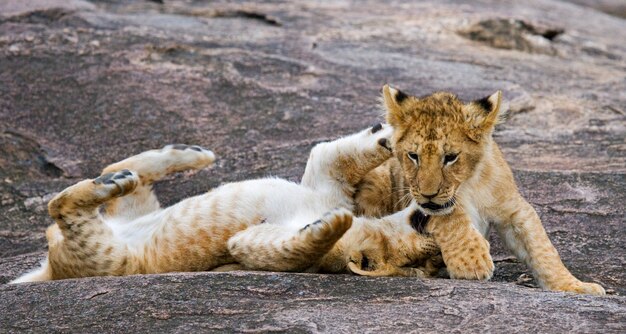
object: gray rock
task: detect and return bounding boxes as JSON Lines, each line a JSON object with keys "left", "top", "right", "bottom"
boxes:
{"left": 0, "top": 0, "right": 624, "bottom": 331}
{"left": 1, "top": 272, "right": 625, "bottom": 333}
{"left": 560, "top": 0, "right": 626, "bottom": 18}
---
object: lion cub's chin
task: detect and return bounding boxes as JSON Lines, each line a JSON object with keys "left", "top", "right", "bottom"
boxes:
{"left": 417, "top": 203, "right": 455, "bottom": 216}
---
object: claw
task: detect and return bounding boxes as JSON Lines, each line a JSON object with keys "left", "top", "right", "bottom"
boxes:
{"left": 371, "top": 123, "right": 383, "bottom": 133}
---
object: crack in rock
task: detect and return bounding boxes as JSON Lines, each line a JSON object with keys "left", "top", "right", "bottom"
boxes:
{"left": 182, "top": 9, "right": 282, "bottom": 27}
{"left": 3, "top": 8, "right": 73, "bottom": 24}
{"left": 459, "top": 19, "right": 564, "bottom": 55}
{"left": 214, "top": 10, "right": 281, "bottom": 27}
{"left": 0, "top": 131, "right": 65, "bottom": 179}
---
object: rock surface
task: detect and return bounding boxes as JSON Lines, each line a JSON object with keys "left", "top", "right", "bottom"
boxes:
{"left": 0, "top": 0, "right": 624, "bottom": 331}
{"left": 2, "top": 272, "right": 626, "bottom": 333}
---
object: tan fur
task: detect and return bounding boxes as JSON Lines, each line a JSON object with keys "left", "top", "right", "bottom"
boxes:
{"left": 354, "top": 85, "right": 605, "bottom": 295}
{"left": 12, "top": 128, "right": 439, "bottom": 283}
{"left": 320, "top": 214, "right": 442, "bottom": 277}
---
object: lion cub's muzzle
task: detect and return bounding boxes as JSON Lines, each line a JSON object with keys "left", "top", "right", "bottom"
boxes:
{"left": 417, "top": 198, "right": 456, "bottom": 215}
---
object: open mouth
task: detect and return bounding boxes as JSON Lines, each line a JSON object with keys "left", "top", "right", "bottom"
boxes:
{"left": 419, "top": 199, "right": 455, "bottom": 213}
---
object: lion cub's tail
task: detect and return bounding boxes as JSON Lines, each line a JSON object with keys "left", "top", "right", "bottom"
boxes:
{"left": 10, "top": 259, "right": 52, "bottom": 283}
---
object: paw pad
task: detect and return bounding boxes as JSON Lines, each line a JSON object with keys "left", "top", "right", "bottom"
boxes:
{"left": 170, "top": 144, "right": 189, "bottom": 150}
{"left": 377, "top": 138, "right": 392, "bottom": 151}
{"left": 371, "top": 123, "right": 383, "bottom": 134}
{"left": 168, "top": 144, "right": 207, "bottom": 152}
{"left": 94, "top": 169, "right": 134, "bottom": 185}
{"left": 300, "top": 219, "right": 323, "bottom": 232}
{"left": 93, "top": 169, "right": 138, "bottom": 197}
{"left": 94, "top": 172, "right": 116, "bottom": 185}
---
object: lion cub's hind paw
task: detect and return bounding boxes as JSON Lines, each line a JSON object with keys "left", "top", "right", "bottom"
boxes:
{"left": 300, "top": 208, "right": 353, "bottom": 239}
{"left": 93, "top": 169, "right": 139, "bottom": 199}
{"left": 320, "top": 208, "right": 354, "bottom": 233}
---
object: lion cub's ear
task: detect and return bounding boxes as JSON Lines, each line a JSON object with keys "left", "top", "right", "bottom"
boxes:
{"left": 463, "top": 90, "right": 504, "bottom": 141}
{"left": 382, "top": 84, "right": 411, "bottom": 128}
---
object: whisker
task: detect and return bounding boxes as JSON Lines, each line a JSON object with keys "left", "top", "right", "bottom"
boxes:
{"left": 379, "top": 186, "right": 412, "bottom": 203}
{"left": 394, "top": 192, "right": 413, "bottom": 210}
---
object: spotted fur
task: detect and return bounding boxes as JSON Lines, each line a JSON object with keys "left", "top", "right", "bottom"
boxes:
{"left": 354, "top": 85, "right": 605, "bottom": 295}
{"left": 12, "top": 125, "right": 439, "bottom": 283}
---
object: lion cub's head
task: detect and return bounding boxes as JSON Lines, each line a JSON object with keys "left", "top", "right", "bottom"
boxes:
{"left": 381, "top": 85, "right": 504, "bottom": 216}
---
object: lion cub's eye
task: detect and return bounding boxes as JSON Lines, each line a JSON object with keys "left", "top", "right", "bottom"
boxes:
{"left": 444, "top": 153, "right": 459, "bottom": 165}
{"left": 407, "top": 152, "right": 419, "bottom": 163}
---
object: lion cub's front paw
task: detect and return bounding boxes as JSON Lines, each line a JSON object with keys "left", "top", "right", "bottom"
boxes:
{"left": 551, "top": 281, "right": 606, "bottom": 296}
{"left": 368, "top": 123, "right": 393, "bottom": 152}
{"left": 162, "top": 144, "right": 216, "bottom": 170}
{"left": 444, "top": 247, "right": 494, "bottom": 281}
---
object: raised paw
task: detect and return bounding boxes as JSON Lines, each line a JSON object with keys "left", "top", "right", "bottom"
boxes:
{"left": 300, "top": 219, "right": 323, "bottom": 232}
{"left": 167, "top": 144, "right": 205, "bottom": 153}
{"left": 370, "top": 123, "right": 392, "bottom": 152}
{"left": 377, "top": 138, "right": 392, "bottom": 152}
{"left": 321, "top": 208, "right": 353, "bottom": 229}
{"left": 371, "top": 123, "right": 383, "bottom": 134}
{"left": 93, "top": 169, "right": 139, "bottom": 198}
{"left": 162, "top": 144, "right": 215, "bottom": 160}
{"left": 301, "top": 208, "right": 353, "bottom": 238}
{"left": 101, "top": 144, "right": 216, "bottom": 184}
{"left": 160, "top": 144, "right": 216, "bottom": 170}
{"left": 360, "top": 123, "right": 394, "bottom": 152}
{"left": 375, "top": 125, "right": 393, "bottom": 151}
{"left": 47, "top": 169, "right": 139, "bottom": 220}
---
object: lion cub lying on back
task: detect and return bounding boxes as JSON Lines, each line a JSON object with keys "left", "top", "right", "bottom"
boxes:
{"left": 12, "top": 124, "right": 440, "bottom": 283}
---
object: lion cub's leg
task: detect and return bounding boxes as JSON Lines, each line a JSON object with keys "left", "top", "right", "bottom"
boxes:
{"left": 100, "top": 144, "right": 215, "bottom": 219}
{"left": 354, "top": 159, "right": 409, "bottom": 217}
{"left": 428, "top": 209, "right": 495, "bottom": 281}
{"left": 495, "top": 196, "right": 605, "bottom": 295}
{"left": 42, "top": 170, "right": 140, "bottom": 279}
{"left": 301, "top": 124, "right": 393, "bottom": 205}
{"left": 228, "top": 209, "right": 353, "bottom": 272}
{"left": 212, "top": 264, "right": 246, "bottom": 272}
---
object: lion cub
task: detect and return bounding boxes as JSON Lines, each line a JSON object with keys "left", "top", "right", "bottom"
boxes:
{"left": 12, "top": 125, "right": 439, "bottom": 283}
{"left": 354, "top": 85, "right": 605, "bottom": 295}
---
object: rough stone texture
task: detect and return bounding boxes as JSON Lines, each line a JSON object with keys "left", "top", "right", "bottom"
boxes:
{"left": 0, "top": 0, "right": 624, "bottom": 331}
{"left": 2, "top": 272, "right": 626, "bottom": 333}
{"left": 561, "top": 0, "right": 626, "bottom": 18}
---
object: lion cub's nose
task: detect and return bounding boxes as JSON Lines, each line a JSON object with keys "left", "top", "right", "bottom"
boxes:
{"left": 421, "top": 192, "right": 438, "bottom": 200}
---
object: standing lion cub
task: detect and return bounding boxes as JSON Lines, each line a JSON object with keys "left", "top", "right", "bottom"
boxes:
{"left": 12, "top": 124, "right": 439, "bottom": 283}
{"left": 354, "top": 85, "right": 605, "bottom": 295}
